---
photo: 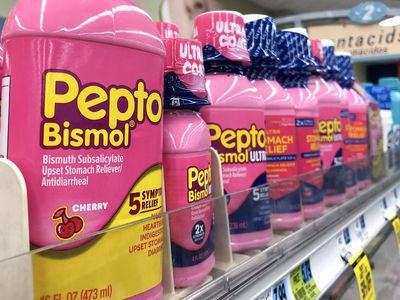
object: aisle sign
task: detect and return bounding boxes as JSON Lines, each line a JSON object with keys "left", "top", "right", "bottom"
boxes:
{"left": 390, "top": 215, "right": 400, "bottom": 256}
{"left": 308, "top": 23, "right": 400, "bottom": 59}
{"left": 348, "top": 2, "right": 388, "bottom": 24}
{"left": 349, "top": 250, "right": 376, "bottom": 300}
{"left": 289, "top": 260, "right": 320, "bottom": 300}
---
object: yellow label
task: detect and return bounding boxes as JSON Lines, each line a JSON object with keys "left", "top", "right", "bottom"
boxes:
{"left": 391, "top": 216, "right": 400, "bottom": 256}
{"left": 33, "top": 165, "right": 163, "bottom": 299}
{"left": 349, "top": 250, "right": 376, "bottom": 300}
{"left": 290, "top": 260, "right": 320, "bottom": 300}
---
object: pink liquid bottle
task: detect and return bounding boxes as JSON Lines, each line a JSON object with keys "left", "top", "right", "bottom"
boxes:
{"left": 244, "top": 15, "right": 302, "bottom": 229}
{"left": 323, "top": 45, "right": 358, "bottom": 200}
{"left": 1, "top": 1, "right": 165, "bottom": 299}
{"left": 309, "top": 39, "right": 346, "bottom": 206}
{"left": 335, "top": 52, "right": 370, "bottom": 190}
{"left": 275, "top": 29, "right": 325, "bottom": 220}
{"left": 194, "top": 11, "right": 272, "bottom": 251}
{"left": 161, "top": 35, "right": 215, "bottom": 287}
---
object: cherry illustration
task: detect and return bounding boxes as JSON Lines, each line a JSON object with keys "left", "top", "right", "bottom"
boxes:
{"left": 52, "top": 207, "right": 84, "bottom": 240}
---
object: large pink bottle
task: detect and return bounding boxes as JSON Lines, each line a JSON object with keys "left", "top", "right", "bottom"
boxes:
{"left": 161, "top": 34, "right": 215, "bottom": 287}
{"left": 276, "top": 29, "right": 325, "bottom": 220}
{"left": 309, "top": 39, "right": 346, "bottom": 206}
{"left": 1, "top": 1, "right": 165, "bottom": 299}
{"left": 335, "top": 52, "right": 370, "bottom": 190}
{"left": 194, "top": 11, "right": 271, "bottom": 251}
{"left": 245, "top": 15, "right": 302, "bottom": 229}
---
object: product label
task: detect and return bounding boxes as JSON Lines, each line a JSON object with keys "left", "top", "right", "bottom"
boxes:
{"left": 346, "top": 111, "right": 369, "bottom": 181}
{"left": 201, "top": 108, "right": 270, "bottom": 234}
{"left": 164, "top": 152, "right": 214, "bottom": 267}
{"left": 3, "top": 37, "right": 164, "bottom": 298}
{"left": 341, "top": 109, "right": 357, "bottom": 188}
{"left": 319, "top": 106, "right": 346, "bottom": 196}
{"left": 295, "top": 118, "right": 324, "bottom": 205}
{"left": 265, "top": 115, "right": 300, "bottom": 214}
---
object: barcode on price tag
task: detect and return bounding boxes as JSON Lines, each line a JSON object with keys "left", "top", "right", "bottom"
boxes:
{"left": 390, "top": 216, "right": 400, "bottom": 256}
{"left": 349, "top": 250, "right": 376, "bottom": 300}
{"left": 290, "top": 260, "right": 320, "bottom": 300}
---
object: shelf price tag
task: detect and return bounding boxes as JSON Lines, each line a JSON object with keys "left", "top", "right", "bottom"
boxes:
{"left": 349, "top": 250, "right": 376, "bottom": 300}
{"left": 390, "top": 216, "right": 400, "bottom": 256}
{"left": 289, "top": 259, "right": 320, "bottom": 300}
{"left": 271, "top": 278, "right": 292, "bottom": 300}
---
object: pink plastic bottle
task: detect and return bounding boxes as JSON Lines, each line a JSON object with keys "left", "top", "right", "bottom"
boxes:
{"left": 155, "top": 21, "right": 180, "bottom": 39}
{"left": 276, "top": 29, "right": 325, "bottom": 219}
{"left": 194, "top": 11, "right": 272, "bottom": 251}
{"left": 309, "top": 39, "right": 346, "bottom": 206}
{"left": 245, "top": 15, "right": 302, "bottom": 229}
{"left": 162, "top": 35, "right": 214, "bottom": 287}
{"left": 335, "top": 52, "right": 370, "bottom": 190}
{"left": 325, "top": 49, "right": 358, "bottom": 200}
{"left": 163, "top": 111, "right": 215, "bottom": 287}
{"left": 1, "top": 1, "right": 165, "bottom": 299}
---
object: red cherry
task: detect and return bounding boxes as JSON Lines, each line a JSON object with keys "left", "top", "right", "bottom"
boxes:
{"left": 70, "top": 216, "right": 83, "bottom": 233}
{"left": 56, "top": 221, "right": 76, "bottom": 239}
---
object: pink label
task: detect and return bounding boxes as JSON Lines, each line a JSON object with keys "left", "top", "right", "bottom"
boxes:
{"left": 193, "top": 12, "right": 250, "bottom": 63}
{"left": 2, "top": 37, "right": 164, "bottom": 248}
{"left": 200, "top": 108, "right": 268, "bottom": 217}
{"left": 164, "top": 152, "right": 212, "bottom": 251}
{"left": 265, "top": 115, "right": 299, "bottom": 200}
{"left": 348, "top": 111, "right": 368, "bottom": 159}
{"left": 319, "top": 106, "right": 343, "bottom": 169}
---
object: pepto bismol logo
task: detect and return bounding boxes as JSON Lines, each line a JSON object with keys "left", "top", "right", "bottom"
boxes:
{"left": 187, "top": 164, "right": 211, "bottom": 203}
{"left": 319, "top": 119, "right": 343, "bottom": 143}
{"left": 208, "top": 123, "right": 267, "bottom": 164}
{"left": 41, "top": 70, "right": 162, "bottom": 149}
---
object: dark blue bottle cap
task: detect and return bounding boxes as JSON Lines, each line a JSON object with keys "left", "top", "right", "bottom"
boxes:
{"left": 244, "top": 14, "right": 280, "bottom": 80}
{"left": 334, "top": 52, "right": 354, "bottom": 89}
{"left": 275, "top": 29, "right": 317, "bottom": 88}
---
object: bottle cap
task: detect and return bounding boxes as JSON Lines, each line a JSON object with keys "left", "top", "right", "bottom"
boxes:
{"left": 155, "top": 21, "right": 180, "bottom": 39}
{"left": 163, "top": 38, "right": 208, "bottom": 108}
{"left": 379, "top": 77, "right": 400, "bottom": 91}
{"left": 193, "top": 10, "right": 250, "bottom": 64}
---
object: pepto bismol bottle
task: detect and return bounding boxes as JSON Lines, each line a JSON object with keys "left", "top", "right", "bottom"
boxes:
{"left": 1, "top": 1, "right": 165, "bottom": 299}
{"left": 161, "top": 32, "right": 215, "bottom": 288}
{"left": 245, "top": 15, "right": 301, "bottom": 230}
{"left": 336, "top": 52, "right": 370, "bottom": 190}
{"left": 195, "top": 11, "right": 271, "bottom": 252}
{"left": 309, "top": 39, "right": 346, "bottom": 206}
{"left": 276, "top": 29, "right": 324, "bottom": 220}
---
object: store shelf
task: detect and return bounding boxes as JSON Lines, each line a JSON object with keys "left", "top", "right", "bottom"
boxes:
{"left": 183, "top": 172, "right": 400, "bottom": 300}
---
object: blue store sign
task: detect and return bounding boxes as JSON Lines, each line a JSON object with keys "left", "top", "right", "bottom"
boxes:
{"left": 348, "top": 1, "right": 388, "bottom": 24}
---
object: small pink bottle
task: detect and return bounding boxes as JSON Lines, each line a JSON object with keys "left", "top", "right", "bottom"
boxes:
{"left": 276, "top": 29, "right": 325, "bottom": 220}
{"left": 161, "top": 31, "right": 215, "bottom": 287}
{"left": 335, "top": 52, "right": 370, "bottom": 190}
{"left": 195, "top": 11, "right": 272, "bottom": 251}
{"left": 163, "top": 111, "right": 215, "bottom": 287}
{"left": 244, "top": 15, "right": 302, "bottom": 229}
{"left": 309, "top": 39, "right": 346, "bottom": 206}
